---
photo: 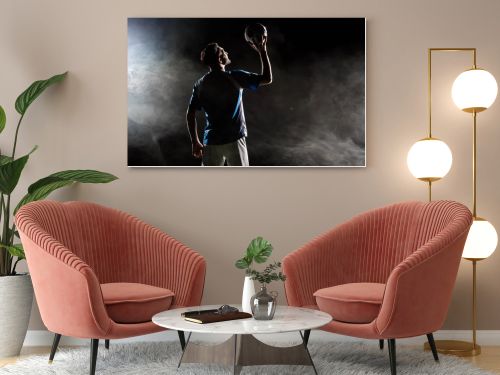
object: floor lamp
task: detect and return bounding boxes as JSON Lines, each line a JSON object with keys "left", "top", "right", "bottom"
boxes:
{"left": 407, "top": 48, "right": 498, "bottom": 356}
{"left": 407, "top": 49, "right": 454, "bottom": 199}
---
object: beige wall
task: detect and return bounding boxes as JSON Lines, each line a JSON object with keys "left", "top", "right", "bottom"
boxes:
{"left": 2, "top": 0, "right": 500, "bottom": 331}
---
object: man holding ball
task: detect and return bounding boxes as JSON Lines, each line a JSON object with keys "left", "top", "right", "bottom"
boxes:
{"left": 186, "top": 24, "right": 272, "bottom": 166}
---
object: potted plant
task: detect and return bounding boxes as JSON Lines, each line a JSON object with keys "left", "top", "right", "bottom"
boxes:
{"left": 235, "top": 237, "right": 273, "bottom": 312}
{"left": 0, "top": 72, "right": 117, "bottom": 358}
{"left": 235, "top": 237, "right": 286, "bottom": 318}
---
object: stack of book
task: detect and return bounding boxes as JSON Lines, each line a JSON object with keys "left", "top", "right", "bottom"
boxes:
{"left": 182, "top": 309, "right": 252, "bottom": 324}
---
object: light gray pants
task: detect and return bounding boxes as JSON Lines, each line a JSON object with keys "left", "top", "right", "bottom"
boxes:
{"left": 202, "top": 138, "right": 249, "bottom": 166}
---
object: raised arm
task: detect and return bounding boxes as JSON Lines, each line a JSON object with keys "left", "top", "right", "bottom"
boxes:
{"left": 251, "top": 36, "right": 272, "bottom": 85}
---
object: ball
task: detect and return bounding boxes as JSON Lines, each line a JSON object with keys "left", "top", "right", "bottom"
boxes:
{"left": 244, "top": 23, "right": 267, "bottom": 46}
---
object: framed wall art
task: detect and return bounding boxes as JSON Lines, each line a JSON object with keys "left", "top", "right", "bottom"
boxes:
{"left": 128, "top": 18, "right": 366, "bottom": 167}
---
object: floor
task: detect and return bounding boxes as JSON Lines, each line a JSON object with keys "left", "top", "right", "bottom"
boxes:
{"left": 465, "top": 346, "right": 500, "bottom": 374}
{"left": 1, "top": 345, "right": 500, "bottom": 373}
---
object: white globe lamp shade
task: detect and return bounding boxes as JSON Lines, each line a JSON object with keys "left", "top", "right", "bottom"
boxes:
{"left": 452, "top": 69, "right": 498, "bottom": 113}
{"left": 407, "top": 138, "right": 453, "bottom": 181}
{"left": 462, "top": 218, "right": 498, "bottom": 259}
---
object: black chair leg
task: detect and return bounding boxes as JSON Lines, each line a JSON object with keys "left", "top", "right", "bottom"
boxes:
{"left": 388, "top": 339, "right": 396, "bottom": 375}
{"left": 379, "top": 339, "right": 384, "bottom": 350}
{"left": 177, "top": 330, "right": 186, "bottom": 350}
{"left": 105, "top": 339, "right": 110, "bottom": 350}
{"left": 90, "top": 339, "right": 99, "bottom": 375}
{"left": 303, "top": 329, "right": 311, "bottom": 347}
{"left": 426, "top": 333, "right": 439, "bottom": 362}
{"left": 48, "top": 333, "right": 62, "bottom": 363}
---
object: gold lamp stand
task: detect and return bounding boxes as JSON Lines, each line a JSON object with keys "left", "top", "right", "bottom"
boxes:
{"left": 421, "top": 48, "right": 494, "bottom": 357}
{"left": 424, "top": 258, "right": 481, "bottom": 356}
{"left": 425, "top": 107, "right": 482, "bottom": 357}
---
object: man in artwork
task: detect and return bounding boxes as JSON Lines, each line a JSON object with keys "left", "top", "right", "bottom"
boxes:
{"left": 186, "top": 37, "right": 272, "bottom": 166}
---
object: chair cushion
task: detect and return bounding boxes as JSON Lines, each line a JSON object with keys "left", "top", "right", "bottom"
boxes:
{"left": 313, "top": 283, "right": 385, "bottom": 324}
{"left": 101, "top": 283, "right": 174, "bottom": 324}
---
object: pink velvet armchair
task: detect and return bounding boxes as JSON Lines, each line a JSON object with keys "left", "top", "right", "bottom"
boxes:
{"left": 16, "top": 200, "right": 206, "bottom": 375}
{"left": 283, "top": 200, "right": 472, "bottom": 375}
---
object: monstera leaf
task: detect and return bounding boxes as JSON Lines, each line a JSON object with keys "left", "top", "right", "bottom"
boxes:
{"left": 235, "top": 258, "right": 251, "bottom": 269}
{"left": 235, "top": 236, "right": 274, "bottom": 270}
{"left": 246, "top": 236, "right": 273, "bottom": 263}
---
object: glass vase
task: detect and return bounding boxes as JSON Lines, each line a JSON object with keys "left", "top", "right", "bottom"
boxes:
{"left": 250, "top": 285, "right": 278, "bottom": 320}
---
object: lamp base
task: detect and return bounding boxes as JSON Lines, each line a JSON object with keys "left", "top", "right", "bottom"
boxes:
{"left": 424, "top": 340, "right": 481, "bottom": 357}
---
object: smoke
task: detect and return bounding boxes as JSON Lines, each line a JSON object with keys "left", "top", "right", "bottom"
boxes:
{"left": 245, "top": 46, "right": 365, "bottom": 166}
{"left": 128, "top": 19, "right": 365, "bottom": 167}
{"left": 128, "top": 19, "right": 205, "bottom": 166}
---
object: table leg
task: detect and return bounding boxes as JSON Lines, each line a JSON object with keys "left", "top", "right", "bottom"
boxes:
{"left": 300, "top": 331, "right": 318, "bottom": 375}
{"left": 177, "top": 330, "right": 186, "bottom": 350}
{"left": 233, "top": 334, "right": 241, "bottom": 375}
{"left": 237, "top": 334, "right": 316, "bottom": 370}
{"left": 179, "top": 334, "right": 237, "bottom": 367}
{"left": 177, "top": 332, "right": 192, "bottom": 368}
{"left": 178, "top": 332, "right": 317, "bottom": 373}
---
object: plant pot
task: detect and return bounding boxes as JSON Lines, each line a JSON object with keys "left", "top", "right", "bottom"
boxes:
{"left": 0, "top": 274, "right": 33, "bottom": 358}
{"left": 241, "top": 276, "right": 255, "bottom": 313}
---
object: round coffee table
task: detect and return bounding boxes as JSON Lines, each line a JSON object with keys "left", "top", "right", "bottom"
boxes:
{"left": 153, "top": 305, "right": 332, "bottom": 374}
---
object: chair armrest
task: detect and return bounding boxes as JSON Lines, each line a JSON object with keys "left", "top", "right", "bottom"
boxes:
{"left": 18, "top": 230, "right": 111, "bottom": 339}
{"left": 125, "top": 219, "right": 206, "bottom": 307}
{"left": 283, "top": 220, "right": 358, "bottom": 307}
{"left": 375, "top": 228, "right": 470, "bottom": 338}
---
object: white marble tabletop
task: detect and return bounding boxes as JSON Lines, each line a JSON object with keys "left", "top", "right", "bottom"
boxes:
{"left": 152, "top": 305, "right": 332, "bottom": 335}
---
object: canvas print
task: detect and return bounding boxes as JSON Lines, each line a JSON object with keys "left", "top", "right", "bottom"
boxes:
{"left": 128, "top": 18, "right": 365, "bottom": 167}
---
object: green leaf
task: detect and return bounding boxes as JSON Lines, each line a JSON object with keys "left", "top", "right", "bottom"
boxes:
{"left": 15, "top": 72, "right": 67, "bottom": 115}
{"left": 0, "top": 105, "right": 5, "bottom": 134}
{"left": 16, "top": 180, "right": 73, "bottom": 213}
{"left": 246, "top": 237, "right": 273, "bottom": 263}
{"left": 253, "top": 255, "right": 268, "bottom": 263}
{"left": 26, "top": 176, "right": 69, "bottom": 194}
{"left": 14, "top": 169, "right": 117, "bottom": 214}
{"left": 235, "top": 258, "right": 250, "bottom": 269}
{"left": 0, "top": 155, "right": 13, "bottom": 166}
{"left": 28, "top": 170, "right": 117, "bottom": 193}
{"left": 0, "top": 244, "right": 25, "bottom": 259}
{"left": 7, "top": 228, "right": 20, "bottom": 241}
{"left": 0, "top": 150, "right": 34, "bottom": 194}
{"left": 246, "top": 237, "right": 263, "bottom": 256}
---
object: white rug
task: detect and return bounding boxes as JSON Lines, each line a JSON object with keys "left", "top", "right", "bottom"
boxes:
{"left": 0, "top": 341, "right": 494, "bottom": 374}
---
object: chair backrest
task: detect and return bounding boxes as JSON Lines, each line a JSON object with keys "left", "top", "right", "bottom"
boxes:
{"left": 375, "top": 200, "right": 472, "bottom": 336}
{"left": 340, "top": 201, "right": 421, "bottom": 284}
{"left": 16, "top": 200, "right": 142, "bottom": 283}
{"left": 283, "top": 200, "right": 472, "bottom": 309}
{"left": 343, "top": 200, "right": 468, "bottom": 284}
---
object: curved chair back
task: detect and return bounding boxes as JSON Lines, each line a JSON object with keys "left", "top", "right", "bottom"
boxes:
{"left": 16, "top": 200, "right": 206, "bottom": 337}
{"left": 338, "top": 200, "right": 470, "bottom": 283}
{"left": 18, "top": 201, "right": 136, "bottom": 283}
{"left": 283, "top": 201, "right": 472, "bottom": 309}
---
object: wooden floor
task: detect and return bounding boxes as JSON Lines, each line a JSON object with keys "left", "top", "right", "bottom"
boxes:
{"left": 465, "top": 346, "right": 500, "bottom": 373}
{"left": 1, "top": 345, "right": 500, "bottom": 372}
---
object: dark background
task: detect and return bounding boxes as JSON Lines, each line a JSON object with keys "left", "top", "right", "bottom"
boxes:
{"left": 128, "top": 18, "right": 365, "bottom": 166}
